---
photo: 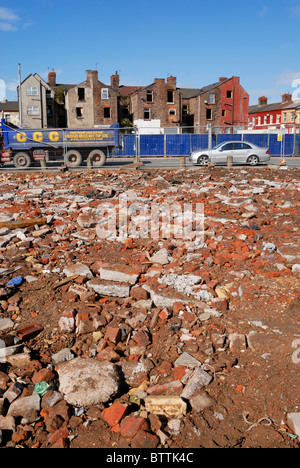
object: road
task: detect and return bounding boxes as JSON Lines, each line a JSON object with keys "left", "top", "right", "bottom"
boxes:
{"left": 0, "top": 156, "right": 300, "bottom": 172}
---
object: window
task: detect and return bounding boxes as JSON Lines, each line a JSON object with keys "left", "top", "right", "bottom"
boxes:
{"left": 169, "top": 109, "right": 176, "bottom": 116}
{"left": 235, "top": 143, "right": 251, "bottom": 150}
{"left": 144, "top": 107, "right": 150, "bottom": 120}
{"left": 222, "top": 110, "right": 226, "bottom": 117}
{"left": 76, "top": 107, "right": 83, "bottom": 118}
{"left": 78, "top": 88, "right": 85, "bottom": 101}
{"left": 206, "top": 108, "right": 212, "bottom": 120}
{"left": 222, "top": 143, "right": 235, "bottom": 151}
{"left": 264, "top": 115, "right": 268, "bottom": 124}
{"left": 5, "top": 115, "right": 11, "bottom": 123}
{"left": 209, "top": 93, "right": 215, "bottom": 104}
{"left": 101, "top": 88, "right": 109, "bottom": 100}
{"left": 104, "top": 107, "right": 111, "bottom": 119}
{"left": 276, "top": 114, "right": 281, "bottom": 123}
{"left": 252, "top": 117, "right": 255, "bottom": 125}
{"left": 26, "top": 87, "right": 38, "bottom": 96}
{"left": 27, "top": 106, "right": 39, "bottom": 116}
{"left": 46, "top": 90, "right": 52, "bottom": 100}
{"left": 182, "top": 105, "right": 189, "bottom": 118}
{"left": 147, "top": 90, "right": 153, "bottom": 102}
{"left": 167, "top": 90, "right": 174, "bottom": 104}
{"left": 47, "top": 105, "right": 53, "bottom": 117}
{"left": 270, "top": 115, "right": 273, "bottom": 124}
{"left": 226, "top": 90, "right": 232, "bottom": 99}
{"left": 258, "top": 116, "right": 261, "bottom": 125}
{"left": 283, "top": 113, "right": 287, "bottom": 123}
{"left": 291, "top": 113, "right": 295, "bottom": 123}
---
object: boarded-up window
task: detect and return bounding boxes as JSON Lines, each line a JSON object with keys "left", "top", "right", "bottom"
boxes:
{"left": 101, "top": 88, "right": 109, "bottom": 100}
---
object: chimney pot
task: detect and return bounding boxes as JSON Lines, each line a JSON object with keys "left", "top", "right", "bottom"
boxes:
{"left": 282, "top": 93, "right": 292, "bottom": 103}
{"left": 258, "top": 96, "right": 268, "bottom": 106}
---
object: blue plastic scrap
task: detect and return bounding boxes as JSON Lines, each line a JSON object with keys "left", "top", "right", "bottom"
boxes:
{"left": 7, "top": 276, "right": 23, "bottom": 288}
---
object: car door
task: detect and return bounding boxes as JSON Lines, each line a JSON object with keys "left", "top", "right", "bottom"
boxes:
{"left": 233, "top": 142, "right": 246, "bottom": 163}
{"left": 236, "top": 142, "right": 252, "bottom": 163}
{"left": 212, "top": 142, "right": 234, "bottom": 164}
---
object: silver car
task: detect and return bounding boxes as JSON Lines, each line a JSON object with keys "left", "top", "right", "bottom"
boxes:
{"left": 189, "top": 141, "right": 270, "bottom": 166}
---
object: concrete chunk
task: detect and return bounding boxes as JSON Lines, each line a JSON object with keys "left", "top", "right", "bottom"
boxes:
{"left": 87, "top": 279, "right": 130, "bottom": 298}
{"left": 57, "top": 358, "right": 120, "bottom": 406}
{"left": 145, "top": 395, "right": 187, "bottom": 417}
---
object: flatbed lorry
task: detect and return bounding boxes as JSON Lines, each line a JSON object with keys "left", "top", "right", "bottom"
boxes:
{"left": 0, "top": 118, "right": 119, "bottom": 169}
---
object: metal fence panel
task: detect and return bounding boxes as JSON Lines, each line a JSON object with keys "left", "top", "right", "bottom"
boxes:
{"left": 140, "top": 135, "right": 164, "bottom": 156}
{"left": 166, "top": 134, "right": 191, "bottom": 156}
{"left": 191, "top": 134, "right": 209, "bottom": 152}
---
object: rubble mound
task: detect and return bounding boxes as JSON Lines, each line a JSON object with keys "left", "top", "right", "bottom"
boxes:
{"left": 0, "top": 166, "right": 299, "bottom": 448}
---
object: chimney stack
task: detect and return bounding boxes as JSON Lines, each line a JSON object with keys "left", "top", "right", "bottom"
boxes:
{"left": 111, "top": 71, "right": 120, "bottom": 90}
{"left": 167, "top": 75, "right": 177, "bottom": 87}
{"left": 48, "top": 69, "right": 56, "bottom": 87}
{"left": 219, "top": 77, "right": 228, "bottom": 82}
{"left": 86, "top": 70, "right": 99, "bottom": 86}
{"left": 258, "top": 96, "right": 268, "bottom": 106}
{"left": 282, "top": 93, "right": 292, "bottom": 103}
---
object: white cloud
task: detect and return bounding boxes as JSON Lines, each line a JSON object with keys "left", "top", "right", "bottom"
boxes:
{"left": 275, "top": 70, "right": 300, "bottom": 86}
{"left": 0, "top": 22, "right": 17, "bottom": 32}
{"left": 0, "top": 7, "right": 20, "bottom": 22}
{"left": 0, "top": 7, "right": 20, "bottom": 32}
{"left": 290, "top": 5, "right": 300, "bottom": 18}
{"left": 259, "top": 6, "right": 267, "bottom": 17}
{"left": 6, "top": 79, "right": 19, "bottom": 92}
{"left": 249, "top": 88, "right": 282, "bottom": 104}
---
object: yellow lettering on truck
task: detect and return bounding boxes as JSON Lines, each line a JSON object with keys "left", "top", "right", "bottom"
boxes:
{"left": 49, "top": 131, "right": 60, "bottom": 142}
{"left": 16, "top": 132, "right": 27, "bottom": 143}
{"left": 33, "top": 132, "right": 43, "bottom": 142}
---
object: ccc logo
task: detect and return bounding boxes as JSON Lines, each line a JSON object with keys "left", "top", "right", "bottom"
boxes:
{"left": 16, "top": 131, "right": 60, "bottom": 143}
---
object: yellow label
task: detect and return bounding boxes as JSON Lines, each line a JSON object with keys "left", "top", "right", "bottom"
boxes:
{"left": 16, "top": 132, "right": 27, "bottom": 142}
{"left": 49, "top": 131, "right": 60, "bottom": 142}
{"left": 33, "top": 132, "right": 43, "bottom": 142}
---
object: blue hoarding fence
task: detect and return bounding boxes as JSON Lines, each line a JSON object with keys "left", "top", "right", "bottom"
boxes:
{"left": 112, "top": 129, "right": 300, "bottom": 158}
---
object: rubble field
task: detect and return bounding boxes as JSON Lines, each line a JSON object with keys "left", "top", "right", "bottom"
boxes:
{"left": 0, "top": 165, "right": 299, "bottom": 449}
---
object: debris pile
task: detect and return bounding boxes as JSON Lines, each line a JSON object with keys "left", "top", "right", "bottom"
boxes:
{"left": 0, "top": 166, "right": 299, "bottom": 448}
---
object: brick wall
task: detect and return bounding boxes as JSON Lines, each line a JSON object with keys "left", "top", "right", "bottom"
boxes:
{"left": 131, "top": 76, "right": 180, "bottom": 129}
{"left": 66, "top": 70, "right": 118, "bottom": 128}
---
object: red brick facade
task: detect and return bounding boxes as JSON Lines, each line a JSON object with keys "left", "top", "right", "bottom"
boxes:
{"left": 131, "top": 76, "right": 180, "bottom": 128}
{"left": 181, "top": 77, "right": 249, "bottom": 132}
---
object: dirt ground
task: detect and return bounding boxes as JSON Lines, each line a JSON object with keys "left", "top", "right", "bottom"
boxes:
{"left": 0, "top": 165, "right": 299, "bottom": 449}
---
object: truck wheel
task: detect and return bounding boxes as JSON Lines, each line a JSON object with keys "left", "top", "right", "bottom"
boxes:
{"left": 66, "top": 150, "right": 82, "bottom": 167}
{"left": 13, "top": 152, "right": 31, "bottom": 169}
{"left": 88, "top": 150, "right": 106, "bottom": 167}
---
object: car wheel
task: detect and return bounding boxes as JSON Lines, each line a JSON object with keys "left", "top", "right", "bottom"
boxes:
{"left": 247, "top": 155, "right": 259, "bottom": 166}
{"left": 197, "top": 155, "right": 209, "bottom": 166}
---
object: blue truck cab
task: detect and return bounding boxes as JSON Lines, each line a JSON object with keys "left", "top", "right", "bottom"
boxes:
{"left": 0, "top": 118, "right": 119, "bottom": 168}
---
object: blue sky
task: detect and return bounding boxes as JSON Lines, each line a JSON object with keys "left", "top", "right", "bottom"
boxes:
{"left": 1, "top": 0, "right": 300, "bottom": 104}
